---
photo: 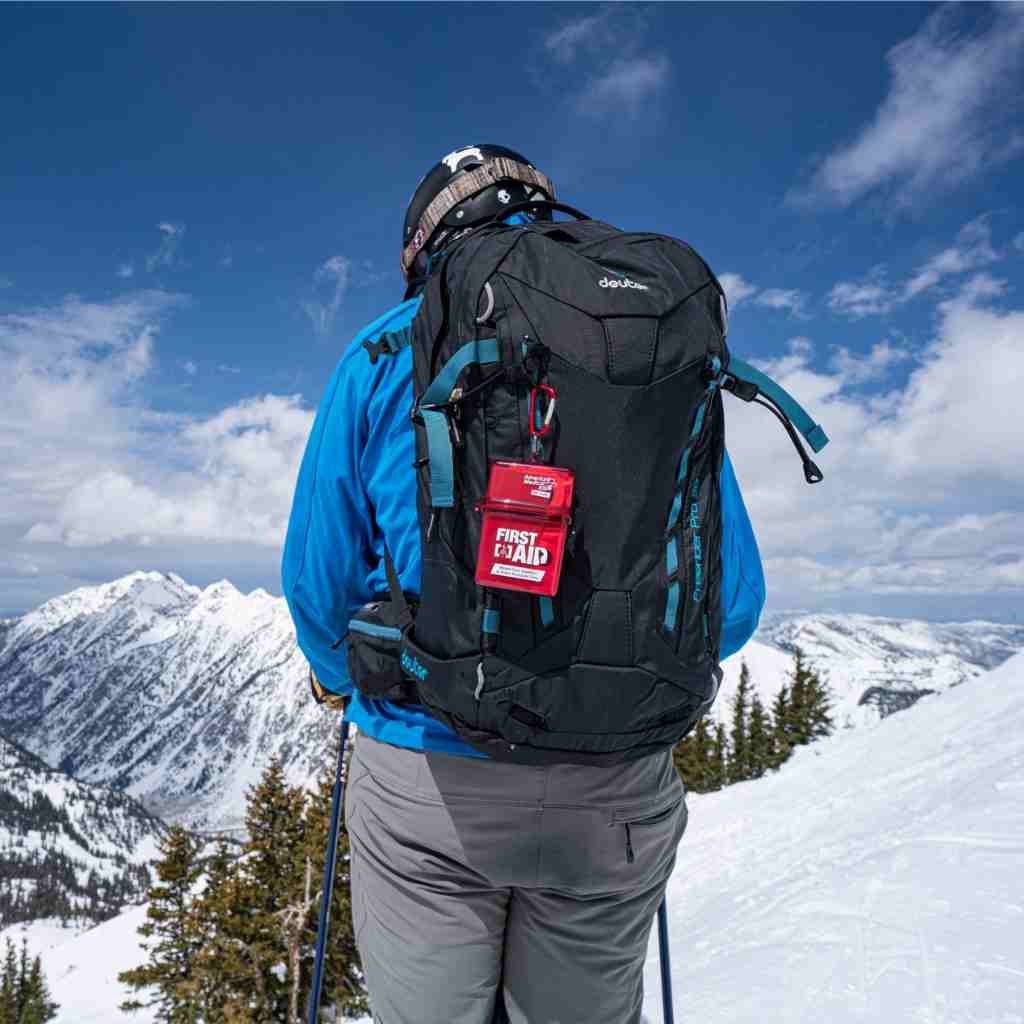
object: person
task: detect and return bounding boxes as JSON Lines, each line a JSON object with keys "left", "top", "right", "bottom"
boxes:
{"left": 282, "top": 145, "right": 690, "bottom": 1024}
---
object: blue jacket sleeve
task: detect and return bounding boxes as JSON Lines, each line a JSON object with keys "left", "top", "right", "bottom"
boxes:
{"left": 718, "top": 449, "right": 766, "bottom": 659}
{"left": 281, "top": 342, "right": 377, "bottom": 694}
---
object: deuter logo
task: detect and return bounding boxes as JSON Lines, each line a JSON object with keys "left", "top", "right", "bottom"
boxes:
{"left": 599, "top": 275, "right": 649, "bottom": 291}
{"left": 401, "top": 650, "right": 428, "bottom": 681}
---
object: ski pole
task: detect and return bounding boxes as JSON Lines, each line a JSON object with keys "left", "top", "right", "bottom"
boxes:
{"left": 658, "top": 896, "right": 674, "bottom": 1024}
{"left": 307, "top": 718, "right": 351, "bottom": 1024}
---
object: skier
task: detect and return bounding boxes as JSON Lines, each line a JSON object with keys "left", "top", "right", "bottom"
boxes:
{"left": 282, "top": 144, "right": 782, "bottom": 1023}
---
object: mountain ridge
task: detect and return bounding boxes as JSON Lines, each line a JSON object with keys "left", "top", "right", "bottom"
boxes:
{"left": 2, "top": 571, "right": 1022, "bottom": 830}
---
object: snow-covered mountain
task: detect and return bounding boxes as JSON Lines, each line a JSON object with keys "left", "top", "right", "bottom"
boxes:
{"left": 1, "top": 571, "right": 1021, "bottom": 830}
{"left": 0, "top": 571, "right": 335, "bottom": 831}
{"left": 716, "top": 611, "right": 1024, "bottom": 731}
{"left": 13, "top": 649, "right": 1024, "bottom": 1024}
{"left": 0, "top": 733, "right": 165, "bottom": 930}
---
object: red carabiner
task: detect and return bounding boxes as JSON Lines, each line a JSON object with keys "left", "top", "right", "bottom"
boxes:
{"left": 529, "top": 384, "right": 557, "bottom": 437}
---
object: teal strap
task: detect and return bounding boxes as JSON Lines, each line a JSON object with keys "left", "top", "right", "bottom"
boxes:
{"left": 482, "top": 608, "right": 501, "bottom": 634}
{"left": 538, "top": 596, "right": 554, "bottom": 628}
{"left": 420, "top": 338, "right": 500, "bottom": 408}
{"left": 726, "top": 358, "right": 829, "bottom": 453}
{"left": 382, "top": 326, "right": 412, "bottom": 353}
{"left": 348, "top": 620, "right": 402, "bottom": 641}
{"left": 421, "top": 410, "right": 455, "bottom": 508}
{"left": 418, "top": 338, "right": 501, "bottom": 508}
{"left": 665, "top": 582, "right": 680, "bottom": 632}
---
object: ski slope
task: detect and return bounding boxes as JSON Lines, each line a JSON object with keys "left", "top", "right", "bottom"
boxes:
{"left": 641, "top": 650, "right": 1024, "bottom": 1023}
{"left": 10, "top": 652, "right": 1022, "bottom": 1023}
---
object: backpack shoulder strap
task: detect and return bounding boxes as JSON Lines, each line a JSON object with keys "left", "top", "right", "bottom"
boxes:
{"left": 361, "top": 325, "right": 413, "bottom": 364}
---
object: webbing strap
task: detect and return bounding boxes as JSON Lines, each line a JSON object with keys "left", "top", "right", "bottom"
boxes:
{"left": 419, "top": 338, "right": 501, "bottom": 508}
{"left": 420, "top": 338, "right": 500, "bottom": 408}
{"left": 383, "top": 326, "right": 412, "bottom": 353}
{"left": 383, "top": 546, "right": 413, "bottom": 629}
{"left": 538, "top": 597, "right": 554, "bottom": 628}
{"left": 726, "top": 358, "right": 829, "bottom": 453}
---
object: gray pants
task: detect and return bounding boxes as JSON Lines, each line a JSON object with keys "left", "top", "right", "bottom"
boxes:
{"left": 344, "top": 733, "right": 688, "bottom": 1024}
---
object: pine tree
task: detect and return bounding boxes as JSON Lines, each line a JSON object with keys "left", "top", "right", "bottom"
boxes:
{"left": 768, "top": 685, "right": 792, "bottom": 769}
{"left": 119, "top": 825, "right": 204, "bottom": 1022}
{"left": 672, "top": 716, "right": 715, "bottom": 793}
{"left": 727, "top": 662, "right": 752, "bottom": 784}
{"left": 746, "top": 692, "right": 771, "bottom": 780}
{"left": 0, "top": 940, "right": 18, "bottom": 1024}
{"left": 709, "top": 723, "right": 728, "bottom": 792}
{"left": 17, "top": 954, "right": 58, "bottom": 1024}
{"left": 805, "top": 664, "right": 835, "bottom": 742}
{"left": 785, "top": 648, "right": 812, "bottom": 747}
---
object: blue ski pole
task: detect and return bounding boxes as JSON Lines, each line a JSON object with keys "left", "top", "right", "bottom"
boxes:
{"left": 658, "top": 897, "right": 674, "bottom": 1024}
{"left": 307, "top": 718, "right": 351, "bottom": 1024}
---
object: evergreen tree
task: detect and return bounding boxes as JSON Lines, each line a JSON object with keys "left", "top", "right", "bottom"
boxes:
{"left": 746, "top": 692, "right": 771, "bottom": 780}
{"left": 119, "top": 825, "right": 204, "bottom": 1022}
{"left": 0, "top": 940, "right": 18, "bottom": 1024}
{"left": 805, "top": 665, "right": 835, "bottom": 742}
{"left": 727, "top": 662, "right": 752, "bottom": 784}
{"left": 785, "top": 648, "right": 812, "bottom": 747}
{"left": 768, "top": 685, "right": 792, "bottom": 769}
{"left": 709, "top": 723, "right": 728, "bottom": 792}
{"left": 17, "top": 954, "right": 58, "bottom": 1024}
{"left": 672, "top": 716, "right": 715, "bottom": 793}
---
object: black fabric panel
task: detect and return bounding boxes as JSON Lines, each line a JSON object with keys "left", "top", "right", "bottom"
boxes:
{"left": 602, "top": 317, "right": 659, "bottom": 384}
{"left": 576, "top": 591, "right": 634, "bottom": 666}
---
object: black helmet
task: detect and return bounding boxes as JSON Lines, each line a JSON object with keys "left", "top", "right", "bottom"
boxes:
{"left": 401, "top": 144, "right": 555, "bottom": 281}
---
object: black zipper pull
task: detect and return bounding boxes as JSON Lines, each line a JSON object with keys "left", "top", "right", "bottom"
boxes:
{"left": 625, "top": 822, "right": 635, "bottom": 864}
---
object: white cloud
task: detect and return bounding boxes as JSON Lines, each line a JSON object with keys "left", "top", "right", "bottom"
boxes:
{"left": 302, "top": 255, "right": 350, "bottom": 336}
{"left": 792, "top": 5, "right": 1024, "bottom": 209}
{"left": 718, "top": 273, "right": 758, "bottom": 308}
{"left": 829, "top": 217, "right": 1004, "bottom": 318}
{"left": 540, "top": 9, "right": 670, "bottom": 121}
{"left": 0, "top": 292, "right": 313, "bottom": 556}
{"left": 754, "top": 288, "right": 807, "bottom": 318}
{"left": 576, "top": 57, "right": 671, "bottom": 116}
{"left": 146, "top": 222, "right": 185, "bottom": 272}
{"left": 727, "top": 274, "right": 1024, "bottom": 603}
{"left": 1013, "top": 231, "right": 1024, "bottom": 253}
{"left": 830, "top": 340, "right": 909, "bottom": 385}
{"left": 544, "top": 12, "right": 610, "bottom": 63}
{"left": 718, "top": 273, "right": 807, "bottom": 318}
{"left": 183, "top": 360, "right": 198, "bottom": 376}
{"left": 116, "top": 263, "right": 134, "bottom": 279}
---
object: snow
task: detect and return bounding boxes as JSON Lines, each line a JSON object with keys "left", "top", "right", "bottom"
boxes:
{"left": 641, "top": 650, "right": 1024, "bottom": 1023}
{"left": 19, "top": 652, "right": 1024, "bottom": 1024}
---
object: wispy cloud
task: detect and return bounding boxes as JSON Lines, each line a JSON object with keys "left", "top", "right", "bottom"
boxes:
{"left": 718, "top": 272, "right": 808, "bottom": 318}
{"left": 791, "top": 5, "right": 1024, "bottom": 209}
{"left": 576, "top": 56, "right": 671, "bottom": 117}
{"left": 829, "top": 340, "right": 909, "bottom": 385}
{"left": 182, "top": 360, "right": 198, "bottom": 376}
{"left": 539, "top": 8, "right": 670, "bottom": 120}
{"left": 544, "top": 11, "right": 611, "bottom": 63}
{"left": 219, "top": 247, "right": 234, "bottom": 269}
{"left": 302, "top": 255, "right": 350, "bottom": 336}
{"left": 1014, "top": 232, "right": 1024, "bottom": 253}
{"left": 116, "top": 263, "right": 134, "bottom": 279}
{"left": 146, "top": 222, "right": 185, "bottom": 272}
{"left": 0, "top": 276, "right": 12, "bottom": 289}
{"left": 218, "top": 364, "right": 241, "bottom": 374}
{"left": 829, "top": 216, "right": 1002, "bottom": 318}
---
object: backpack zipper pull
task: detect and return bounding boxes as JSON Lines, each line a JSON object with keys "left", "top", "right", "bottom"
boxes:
{"left": 474, "top": 661, "right": 485, "bottom": 701}
{"left": 625, "top": 822, "right": 635, "bottom": 864}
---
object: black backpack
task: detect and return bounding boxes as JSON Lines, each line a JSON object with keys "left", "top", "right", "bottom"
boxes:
{"left": 345, "top": 207, "right": 827, "bottom": 765}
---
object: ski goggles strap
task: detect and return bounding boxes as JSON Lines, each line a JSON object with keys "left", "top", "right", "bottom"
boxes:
{"left": 401, "top": 157, "right": 556, "bottom": 276}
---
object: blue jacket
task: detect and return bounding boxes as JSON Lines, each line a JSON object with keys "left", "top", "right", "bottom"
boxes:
{"left": 282, "top": 298, "right": 766, "bottom": 758}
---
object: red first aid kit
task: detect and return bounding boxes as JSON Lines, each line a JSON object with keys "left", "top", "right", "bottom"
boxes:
{"left": 475, "top": 461, "right": 575, "bottom": 597}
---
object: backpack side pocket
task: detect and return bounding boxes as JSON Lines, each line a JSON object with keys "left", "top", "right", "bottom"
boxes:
{"left": 346, "top": 599, "right": 419, "bottom": 703}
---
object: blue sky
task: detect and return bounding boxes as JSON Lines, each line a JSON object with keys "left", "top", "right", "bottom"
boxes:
{"left": 2, "top": 2, "right": 1023, "bottom": 622}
